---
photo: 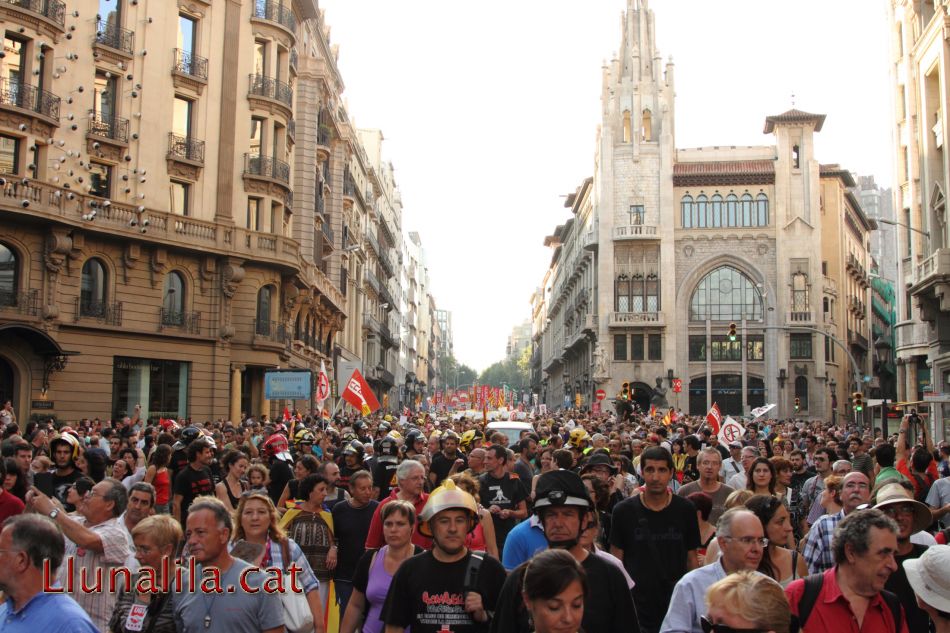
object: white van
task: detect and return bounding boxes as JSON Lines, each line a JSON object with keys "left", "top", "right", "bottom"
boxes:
{"left": 486, "top": 420, "right": 534, "bottom": 446}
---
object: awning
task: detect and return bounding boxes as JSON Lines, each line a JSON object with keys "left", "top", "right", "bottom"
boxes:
{"left": 0, "top": 324, "right": 78, "bottom": 357}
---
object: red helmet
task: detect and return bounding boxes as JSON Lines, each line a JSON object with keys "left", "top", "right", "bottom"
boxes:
{"left": 262, "top": 434, "right": 292, "bottom": 462}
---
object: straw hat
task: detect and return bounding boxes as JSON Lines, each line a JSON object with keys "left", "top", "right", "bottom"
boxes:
{"left": 873, "top": 482, "right": 932, "bottom": 534}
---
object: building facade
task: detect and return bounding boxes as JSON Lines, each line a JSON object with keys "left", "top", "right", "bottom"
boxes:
{"left": 537, "top": 0, "right": 876, "bottom": 423}
{"left": 888, "top": 0, "right": 950, "bottom": 439}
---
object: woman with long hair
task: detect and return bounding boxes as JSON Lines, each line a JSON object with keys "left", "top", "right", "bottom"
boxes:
{"left": 671, "top": 439, "right": 687, "bottom": 482}
{"left": 339, "top": 501, "right": 421, "bottom": 633}
{"left": 770, "top": 456, "right": 793, "bottom": 506}
{"left": 3, "top": 457, "right": 27, "bottom": 501}
{"left": 746, "top": 457, "right": 777, "bottom": 496}
{"left": 449, "top": 472, "right": 499, "bottom": 558}
{"left": 531, "top": 447, "right": 556, "bottom": 501}
{"left": 745, "top": 494, "right": 806, "bottom": 586}
{"left": 757, "top": 438, "right": 774, "bottom": 459}
{"left": 215, "top": 449, "right": 249, "bottom": 512}
{"left": 109, "top": 515, "right": 182, "bottom": 633}
{"left": 277, "top": 454, "right": 320, "bottom": 512}
{"left": 231, "top": 491, "right": 325, "bottom": 633}
{"left": 521, "top": 549, "right": 588, "bottom": 633}
{"left": 143, "top": 444, "right": 172, "bottom": 514}
{"left": 65, "top": 476, "right": 94, "bottom": 510}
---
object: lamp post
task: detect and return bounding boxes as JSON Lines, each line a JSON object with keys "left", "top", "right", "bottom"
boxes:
{"left": 829, "top": 377, "right": 837, "bottom": 426}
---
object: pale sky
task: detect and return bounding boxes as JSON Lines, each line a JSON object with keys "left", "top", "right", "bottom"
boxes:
{"left": 319, "top": 0, "right": 894, "bottom": 373}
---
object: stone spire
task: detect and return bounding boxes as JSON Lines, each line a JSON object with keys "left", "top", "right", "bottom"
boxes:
{"left": 619, "top": 0, "right": 657, "bottom": 84}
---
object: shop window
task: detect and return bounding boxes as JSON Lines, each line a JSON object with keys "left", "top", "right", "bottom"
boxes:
{"left": 112, "top": 357, "right": 190, "bottom": 420}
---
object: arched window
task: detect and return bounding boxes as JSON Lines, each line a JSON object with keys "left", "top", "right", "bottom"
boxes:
{"left": 756, "top": 193, "right": 769, "bottom": 226}
{"left": 0, "top": 243, "right": 17, "bottom": 306}
{"left": 295, "top": 311, "right": 303, "bottom": 341}
{"left": 80, "top": 258, "right": 107, "bottom": 316}
{"left": 794, "top": 376, "right": 808, "bottom": 410}
{"left": 304, "top": 313, "right": 312, "bottom": 346}
{"left": 740, "top": 194, "right": 754, "bottom": 226}
{"left": 641, "top": 109, "right": 652, "bottom": 142}
{"left": 163, "top": 272, "right": 185, "bottom": 325}
{"left": 256, "top": 285, "right": 273, "bottom": 336}
{"left": 711, "top": 194, "right": 723, "bottom": 227}
{"left": 696, "top": 194, "right": 708, "bottom": 228}
{"left": 622, "top": 110, "right": 631, "bottom": 143}
{"left": 726, "top": 194, "right": 738, "bottom": 227}
{"left": 615, "top": 274, "right": 631, "bottom": 312}
{"left": 689, "top": 265, "right": 763, "bottom": 322}
{"left": 681, "top": 195, "right": 694, "bottom": 228}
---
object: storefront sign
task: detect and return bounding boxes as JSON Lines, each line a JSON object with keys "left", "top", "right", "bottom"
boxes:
{"left": 31, "top": 400, "right": 54, "bottom": 409}
{"left": 264, "top": 370, "right": 312, "bottom": 400}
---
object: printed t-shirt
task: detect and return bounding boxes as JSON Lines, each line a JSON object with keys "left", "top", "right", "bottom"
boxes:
{"left": 172, "top": 465, "right": 213, "bottom": 526}
{"left": 478, "top": 472, "right": 527, "bottom": 551}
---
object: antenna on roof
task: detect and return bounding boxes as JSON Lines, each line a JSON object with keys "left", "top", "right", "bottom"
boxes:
{"left": 791, "top": 92, "right": 796, "bottom": 107}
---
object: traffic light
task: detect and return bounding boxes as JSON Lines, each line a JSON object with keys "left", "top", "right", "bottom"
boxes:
{"left": 794, "top": 397, "right": 801, "bottom": 411}
{"left": 621, "top": 382, "right": 630, "bottom": 400}
{"left": 853, "top": 392, "right": 864, "bottom": 412}
{"left": 728, "top": 322, "right": 738, "bottom": 342}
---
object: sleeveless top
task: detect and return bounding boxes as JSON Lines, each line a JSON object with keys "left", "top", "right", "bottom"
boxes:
{"left": 364, "top": 546, "right": 395, "bottom": 633}
{"left": 224, "top": 477, "right": 245, "bottom": 509}
{"left": 153, "top": 469, "right": 170, "bottom": 505}
{"left": 778, "top": 550, "right": 800, "bottom": 588}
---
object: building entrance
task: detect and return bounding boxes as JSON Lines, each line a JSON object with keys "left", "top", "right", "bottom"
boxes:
{"left": 0, "top": 357, "right": 14, "bottom": 407}
{"left": 689, "top": 374, "right": 764, "bottom": 416}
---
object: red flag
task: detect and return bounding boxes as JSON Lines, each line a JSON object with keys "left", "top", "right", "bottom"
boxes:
{"left": 706, "top": 403, "right": 722, "bottom": 434}
{"left": 282, "top": 406, "right": 291, "bottom": 422}
{"left": 341, "top": 369, "right": 381, "bottom": 416}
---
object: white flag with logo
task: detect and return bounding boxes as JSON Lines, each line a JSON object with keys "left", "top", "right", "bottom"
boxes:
{"left": 717, "top": 416, "right": 745, "bottom": 445}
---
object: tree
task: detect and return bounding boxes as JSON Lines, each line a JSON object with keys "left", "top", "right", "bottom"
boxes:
{"left": 478, "top": 358, "right": 528, "bottom": 390}
{"left": 455, "top": 364, "right": 477, "bottom": 387}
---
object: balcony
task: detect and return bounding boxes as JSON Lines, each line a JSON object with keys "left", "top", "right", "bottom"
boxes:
{"left": 73, "top": 298, "right": 123, "bottom": 326}
{"left": 788, "top": 311, "right": 813, "bottom": 323}
{"left": 253, "top": 319, "right": 291, "bottom": 350}
{"left": 165, "top": 132, "right": 204, "bottom": 173}
{"left": 247, "top": 74, "right": 293, "bottom": 119}
{"left": 362, "top": 312, "right": 381, "bottom": 333}
{"left": 613, "top": 224, "right": 658, "bottom": 240}
{"left": 848, "top": 329, "right": 869, "bottom": 350}
{"left": 609, "top": 311, "right": 664, "bottom": 327}
{"left": 364, "top": 230, "right": 380, "bottom": 256}
{"left": 251, "top": 0, "right": 297, "bottom": 38}
{"left": 94, "top": 18, "right": 134, "bottom": 57}
{"left": 379, "top": 248, "right": 395, "bottom": 277}
{"left": 0, "top": 289, "right": 39, "bottom": 318}
{"left": 0, "top": 0, "right": 66, "bottom": 36}
{"left": 581, "top": 230, "right": 598, "bottom": 251}
{"left": 316, "top": 125, "right": 332, "bottom": 161}
{"left": 380, "top": 321, "right": 397, "bottom": 347}
{"left": 0, "top": 78, "right": 60, "bottom": 126}
{"left": 158, "top": 308, "right": 201, "bottom": 335}
{"left": 244, "top": 154, "right": 291, "bottom": 200}
{"left": 895, "top": 321, "right": 931, "bottom": 351}
{"left": 378, "top": 367, "right": 395, "bottom": 385}
{"left": 172, "top": 49, "right": 208, "bottom": 94}
{"left": 86, "top": 111, "right": 129, "bottom": 156}
{"left": 364, "top": 269, "right": 381, "bottom": 295}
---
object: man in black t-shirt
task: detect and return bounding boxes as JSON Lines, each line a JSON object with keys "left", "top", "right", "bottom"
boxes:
{"left": 610, "top": 446, "right": 700, "bottom": 633}
{"left": 491, "top": 470, "right": 640, "bottom": 633}
{"left": 383, "top": 479, "right": 507, "bottom": 633}
{"left": 331, "top": 470, "right": 379, "bottom": 615}
{"left": 372, "top": 435, "right": 400, "bottom": 501}
{"left": 478, "top": 445, "right": 528, "bottom": 552}
{"left": 429, "top": 430, "right": 467, "bottom": 487}
{"left": 172, "top": 437, "right": 214, "bottom": 527}
{"left": 34, "top": 433, "right": 82, "bottom": 511}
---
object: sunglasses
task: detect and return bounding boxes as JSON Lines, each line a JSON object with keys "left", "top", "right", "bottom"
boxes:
{"left": 700, "top": 616, "right": 764, "bottom": 633}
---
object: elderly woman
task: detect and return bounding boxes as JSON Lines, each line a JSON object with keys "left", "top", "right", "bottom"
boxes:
{"left": 339, "top": 500, "right": 422, "bottom": 633}
{"left": 704, "top": 570, "right": 789, "bottom": 633}
{"left": 109, "top": 515, "right": 182, "bottom": 633}
{"left": 231, "top": 491, "right": 325, "bottom": 633}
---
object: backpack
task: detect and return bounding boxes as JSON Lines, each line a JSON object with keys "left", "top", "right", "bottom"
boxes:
{"left": 795, "top": 573, "right": 902, "bottom": 632}
{"left": 909, "top": 472, "right": 934, "bottom": 503}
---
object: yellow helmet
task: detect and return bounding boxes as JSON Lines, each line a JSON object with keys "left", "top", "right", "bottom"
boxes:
{"left": 460, "top": 429, "right": 476, "bottom": 450}
{"left": 418, "top": 479, "right": 479, "bottom": 537}
{"left": 294, "top": 428, "right": 315, "bottom": 447}
{"left": 569, "top": 428, "right": 590, "bottom": 449}
{"left": 429, "top": 430, "right": 442, "bottom": 441}
{"left": 50, "top": 431, "right": 81, "bottom": 461}
{"left": 384, "top": 414, "right": 393, "bottom": 422}
{"left": 387, "top": 430, "right": 403, "bottom": 441}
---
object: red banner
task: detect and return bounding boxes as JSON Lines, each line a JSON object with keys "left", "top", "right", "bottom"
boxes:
{"left": 341, "top": 369, "right": 380, "bottom": 416}
{"left": 706, "top": 403, "right": 722, "bottom": 434}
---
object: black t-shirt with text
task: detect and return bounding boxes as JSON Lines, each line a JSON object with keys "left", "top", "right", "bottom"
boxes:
{"left": 478, "top": 472, "right": 528, "bottom": 551}
{"left": 173, "top": 465, "right": 214, "bottom": 525}
{"left": 34, "top": 468, "right": 82, "bottom": 512}
{"left": 431, "top": 450, "right": 467, "bottom": 487}
{"left": 609, "top": 493, "right": 700, "bottom": 632}
{"left": 372, "top": 459, "right": 399, "bottom": 501}
{"left": 382, "top": 550, "right": 507, "bottom": 633}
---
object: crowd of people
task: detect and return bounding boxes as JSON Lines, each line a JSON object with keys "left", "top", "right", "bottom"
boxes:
{"left": 0, "top": 400, "right": 949, "bottom": 633}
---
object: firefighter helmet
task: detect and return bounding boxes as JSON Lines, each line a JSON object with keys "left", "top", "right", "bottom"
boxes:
{"left": 418, "top": 479, "right": 479, "bottom": 537}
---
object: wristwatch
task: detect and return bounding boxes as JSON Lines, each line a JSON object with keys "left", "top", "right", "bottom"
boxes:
{"left": 48, "top": 508, "right": 60, "bottom": 520}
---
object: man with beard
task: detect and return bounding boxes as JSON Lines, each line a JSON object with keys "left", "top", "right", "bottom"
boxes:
{"left": 33, "top": 432, "right": 82, "bottom": 511}
{"left": 382, "top": 479, "right": 507, "bottom": 633}
{"left": 512, "top": 436, "right": 537, "bottom": 484}
{"left": 478, "top": 444, "right": 528, "bottom": 553}
{"left": 491, "top": 470, "right": 639, "bottom": 633}
{"left": 803, "top": 471, "right": 872, "bottom": 573}
{"left": 429, "top": 430, "right": 467, "bottom": 487}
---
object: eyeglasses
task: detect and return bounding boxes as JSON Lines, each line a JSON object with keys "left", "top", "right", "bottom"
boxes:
{"left": 85, "top": 490, "right": 106, "bottom": 499}
{"left": 721, "top": 536, "right": 769, "bottom": 548}
{"left": 700, "top": 616, "right": 765, "bottom": 633}
{"left": 882, "top": 505, "right": 916, "bottom": 518}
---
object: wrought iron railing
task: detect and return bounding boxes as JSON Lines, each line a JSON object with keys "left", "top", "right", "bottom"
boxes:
{"left": 174, "top": 48, "right": 208, "bottom": 80}
{"left": 95, "top": 18, "right": 134, "bottom": 54}
{"left": 253, "top": 0, "right": 297, "bottom": 33}
{"left": 0, "top": 77, "right": 60, "bottom": 120}
{"left": 159, "top": 307, "right": 201, "bottom": 334}
{"left": 244, "top": 153, "right": 290, "bottom": 184}
{"left": 290, "top": 47, "right": 298, "bottom": 72}
{"left": 87, "top": 110, "right": 129, "bottom": 143}
{"left": 0, "top": 289, "right": 39, "bottom": 315}
{"left": 287, "top": 119, "right": 295, "bottom": 144}
{"left": 254, "top": 319, "right": 290, "bottom": 344}
{"left": 74, "top": 298, "right": 123, "bottom": 325}
{"left": 2, "top": 0, "right": 65, "bottom": 25}
{"left": 167, "top": 133, "right": 205, "bottom": 163}
{"left": 317, "top": 125, "right": 332, "bottom": 146}
{"left": 248, "top": 73, "right": 292, "bottom": 108}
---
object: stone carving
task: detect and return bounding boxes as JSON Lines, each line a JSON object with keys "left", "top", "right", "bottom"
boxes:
{"left": 651, "top": 377, "right": 669, "bottom": 408}
{"left": 757, "top": 243, "right": 769, "bottom": 256}
{"left": 44, "top": 230, "right": 72, "bottom": 274}
{"left": 593, "top": 343, "right": 610, "bottom": 380}
{"left": 221, "top": 262, "right": 245, "bottom": 299}
{"left": 122, "top": 243, "right": 140, "bottom": 283}
{"left": 683, "top": 245, "right": 694, "bottom": 257}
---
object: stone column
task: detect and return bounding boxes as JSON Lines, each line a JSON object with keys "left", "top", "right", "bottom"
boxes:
{"left": 896, "top": 360, "right": 906, "bottom": 403}
{"left": 741, "top": 317, "right": 748, "bottom": 416}
{"left": 906, "top": 358, "right": 919, "bottom": 402}
{"left": 229, "top": 365, "right": 243, "bottom": 423}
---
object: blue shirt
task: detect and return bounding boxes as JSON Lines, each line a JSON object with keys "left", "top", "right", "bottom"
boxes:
{"left": 501, "top": 515, "right": 547, "bottom": 571}
{"left": 0, "top": 591, "right": 99, "bottom": 633}
{"left": 803, "top": 509, "right": 845, "bottom": 574}
{"left": 659, "top": 560, "right": 728, "bottom": 633}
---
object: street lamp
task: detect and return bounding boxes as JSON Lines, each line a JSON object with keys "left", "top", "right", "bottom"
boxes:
{"left": 829, "top": 377, "right": 837, "bottom": 426}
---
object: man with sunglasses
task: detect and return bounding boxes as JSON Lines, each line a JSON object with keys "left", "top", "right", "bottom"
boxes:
{"left": 660, "top": 508, "right": 766, "bottom": 633}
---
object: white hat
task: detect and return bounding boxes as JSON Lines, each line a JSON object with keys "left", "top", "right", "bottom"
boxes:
{"left": 903, "top": 545, "right": 950, "bottom": 613}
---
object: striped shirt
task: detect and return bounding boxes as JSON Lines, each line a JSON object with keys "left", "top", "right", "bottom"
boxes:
{"left": 802, "top": 509, "right": 844, "bottom": 574}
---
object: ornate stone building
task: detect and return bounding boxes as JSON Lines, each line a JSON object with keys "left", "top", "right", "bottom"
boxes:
{"left": 0, "top": 0, "right": 353, "bottom": 423}
{"left": 537, "top": 0, "right": 875, "bottom": 422}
